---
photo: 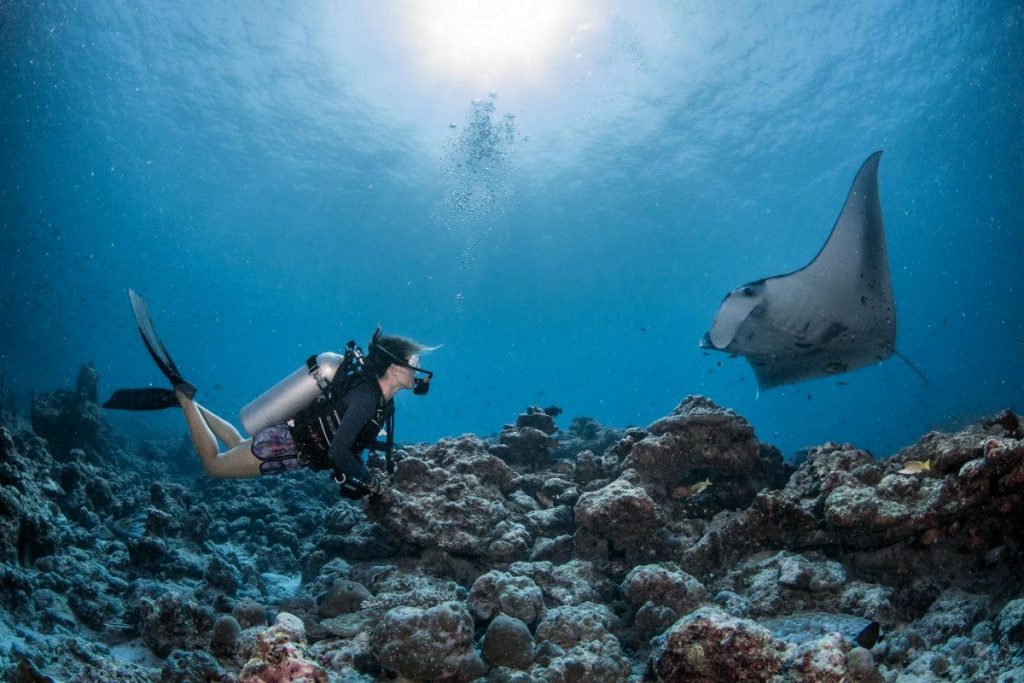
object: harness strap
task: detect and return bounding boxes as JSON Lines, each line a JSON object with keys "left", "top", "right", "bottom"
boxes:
{"left": 306, "top": 354, "right": 331, "bottom": 392}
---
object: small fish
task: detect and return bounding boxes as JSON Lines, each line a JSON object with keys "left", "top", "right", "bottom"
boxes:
{"left": 368, "top": 565, "right": 397, "bottom": 584}
{"left": 898, "top": 459, "right": 931, "bottom": 475}
{"left": 855, "top": 621, "right": 882, "bottom": 648}
{"left": 104, "top": 622, "right": 134, "bottom": 630}
{"left": 536, "top": 492, "right": 554, "bottom": 508}
{"left": 691, "top": 477, "right": 713, "bottom": 494}
{"left": 670, "top": 478, "right": 713, "bottom": 499}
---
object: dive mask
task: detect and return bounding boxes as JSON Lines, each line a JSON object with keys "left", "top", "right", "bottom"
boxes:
{"left": 375, "top": 345, "right": 434, "bottom": 395}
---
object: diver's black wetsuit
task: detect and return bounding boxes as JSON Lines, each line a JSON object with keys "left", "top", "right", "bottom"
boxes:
{"left": 328, "top": 380, "right": 389, "bottom": 496}
{"left": 290, "top": 377, "right": 393, "bottom": 498}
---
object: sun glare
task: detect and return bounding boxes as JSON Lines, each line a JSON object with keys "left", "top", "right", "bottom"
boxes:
{"left": 402, "top": 0, "right": 586, "bottom": 88}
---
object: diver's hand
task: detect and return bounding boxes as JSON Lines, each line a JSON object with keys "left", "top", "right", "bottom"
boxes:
{"left": 366, "top": 478, "right": 395, "bottom": 507}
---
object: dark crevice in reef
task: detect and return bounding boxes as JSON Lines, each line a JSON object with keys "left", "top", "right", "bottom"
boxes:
{"left": 1, "top": 370, "right": 1023, "bottom": 681}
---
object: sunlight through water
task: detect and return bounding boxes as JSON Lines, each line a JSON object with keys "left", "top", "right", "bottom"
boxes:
{"left": 400, "top": 0, "right": 587, "bottom": 89}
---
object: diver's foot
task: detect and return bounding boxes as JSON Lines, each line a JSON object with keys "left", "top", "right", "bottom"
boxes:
{"left": 174, "top": 381, "right": 197, "bottom": 400}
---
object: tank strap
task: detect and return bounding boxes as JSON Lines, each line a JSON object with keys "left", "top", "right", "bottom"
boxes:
{"left": 306, "top": 355, "right": 331, "bottom": 392}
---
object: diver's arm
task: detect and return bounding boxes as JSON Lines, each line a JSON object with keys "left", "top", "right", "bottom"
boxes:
{"left": 328, "top": 384, "right": 382, "bottom": 496}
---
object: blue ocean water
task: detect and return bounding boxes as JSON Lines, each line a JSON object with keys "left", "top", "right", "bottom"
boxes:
{"left": 1, "top": 1, "right": 1021, "bottom": 459}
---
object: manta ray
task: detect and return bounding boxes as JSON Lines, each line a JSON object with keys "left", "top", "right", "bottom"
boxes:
{"left": 701, "top": 151, "right": 925, "bottom": 390}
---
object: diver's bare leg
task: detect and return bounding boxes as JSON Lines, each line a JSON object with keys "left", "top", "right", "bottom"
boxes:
{"left": 195, "top": 403, "right": 244, "bottom": 448}
{"left": 177, "top": 392, "right": 262, "bottom": 478}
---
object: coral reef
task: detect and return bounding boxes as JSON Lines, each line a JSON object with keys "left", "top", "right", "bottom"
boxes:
{"left": 1, "top": 377, "right": 1022, "bottom": 681}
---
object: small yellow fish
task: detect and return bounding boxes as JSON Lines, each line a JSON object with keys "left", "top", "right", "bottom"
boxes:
{"left": 898, "top": 459, "right": 932, "bottom": 475}
{"left": 691, "top": 478, "right": 713, "bottom": 494}
{"left": 671, "top": 478, "right": 713, "bottom": 499}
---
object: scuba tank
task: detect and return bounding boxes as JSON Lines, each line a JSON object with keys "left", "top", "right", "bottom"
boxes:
{"left": 240, "top": 351, "right": 346, "bottom": 435}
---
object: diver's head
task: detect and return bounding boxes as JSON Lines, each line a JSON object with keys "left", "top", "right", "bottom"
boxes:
{"left": 365, "top": 327, "right": 435, "bottom": 395}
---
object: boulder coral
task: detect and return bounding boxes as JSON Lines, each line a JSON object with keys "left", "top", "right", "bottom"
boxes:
{"left": 369, "top": 601, "right": 483, "bottom": 680}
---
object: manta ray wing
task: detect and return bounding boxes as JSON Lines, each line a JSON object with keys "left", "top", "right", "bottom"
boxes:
{"left": 703, "top": 151, "right": 896, "bottom": 389}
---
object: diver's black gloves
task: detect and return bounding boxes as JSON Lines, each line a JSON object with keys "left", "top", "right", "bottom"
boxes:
{"left": 332, "top": 469, "right": 367, "bottom": 500}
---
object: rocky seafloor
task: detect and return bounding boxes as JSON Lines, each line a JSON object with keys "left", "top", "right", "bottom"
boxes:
{"left": 1, "top": 372, "right": 1023, "bottom": 682}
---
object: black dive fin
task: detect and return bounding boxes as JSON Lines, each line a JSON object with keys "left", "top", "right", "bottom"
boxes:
{"left": 103, "top": 388, "right": 179, "bottom": 411}
{"left": 127, "top": 289, "right": 196, "bottom": 398}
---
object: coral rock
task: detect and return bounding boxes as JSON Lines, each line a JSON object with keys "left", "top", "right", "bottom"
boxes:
{"left": 161, "top": 649, "right": 232, "bottom": 683}
{"left": 468, "top": 570, "right": 546, "bottom": 627}
{"left": 786, "top": 633, "right": 853, "bottom": 683}
{"left": 554, "top": 417, "right": 624, "bottom": 462}
{"left": 574, "top": 473, "right": 667, "bottom": 562}
{"left": 317, "top": 579, "right": 371, "bottom": 618}
{"left": 631, "top": 396, "right": 762, "bottom": 483}
{"left": 621, "top": 563, "right": 707, "bottom": 616}
{"left": 30, "top": 388, "right": 118, "bottom": 460}
{"left": 232, "top": 599, "right": 267, "bottom": 629}
{"left": 139, "top": 592, "right": 215, "bottom": 658}
{"left": 481, "top": 615, "right": 534, "bottom": 670}
{"left": 534, "top": 602, "right": 618, "bottom": 650}
{"left": 515, "top": 407, "right": 558, "bottom": 436}
{"left": 496, "top": 426, "right": 557, "bottom": 469}
{"left": 369, "top": 439, "right": 533, "bottom": 562}
{"left": 209, "top": 615, "right": 242, "bottom": 658}
{"left": 646, "top": 606, "right": 785, "bottom": 682}
{"left": 505, "top": 560, "right": 614, "bottom": 608}
{"left": 531, "top": 602, "right": 633, "bottom": 682}
{"left": 370, "top": 601, "right": 480, "bottom": 680}
{"left": 238, "top": 612, "right": 326, "bottom": 683}
{"left": 997, "top": 598, "right": 1024, "bottom": 646}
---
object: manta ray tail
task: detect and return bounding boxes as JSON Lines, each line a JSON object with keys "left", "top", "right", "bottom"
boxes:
{"left": 893, "top": 350, "right": 930, "bottom": 387}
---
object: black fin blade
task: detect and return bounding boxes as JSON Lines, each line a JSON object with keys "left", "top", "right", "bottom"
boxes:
{"left": 128, "top": 289, "right": 186, "bottom": 385}
{"left": 102, "top": 388, "right": 179, "bottom": 411}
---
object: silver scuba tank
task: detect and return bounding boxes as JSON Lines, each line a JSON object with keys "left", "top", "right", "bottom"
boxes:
{"left": 240, "top": 352, "right": 344, "bottom": 435}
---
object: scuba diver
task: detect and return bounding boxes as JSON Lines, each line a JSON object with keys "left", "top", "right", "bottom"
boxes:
{"left": 104, "top": 290, "right": 435, "bottom": 501}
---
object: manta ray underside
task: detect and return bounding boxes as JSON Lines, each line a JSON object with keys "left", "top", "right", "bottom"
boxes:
{"left": 701, "top": 151, "right": 902, "bottom": 390}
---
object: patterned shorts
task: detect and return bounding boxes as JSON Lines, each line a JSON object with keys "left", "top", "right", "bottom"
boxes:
{"left": 251, "top": 423, "right": 302, "bottom": 475}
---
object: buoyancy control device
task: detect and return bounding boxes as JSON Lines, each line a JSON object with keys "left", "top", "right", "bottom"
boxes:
{"left": 240, "top": 342, "right": 365, "bottom": 435}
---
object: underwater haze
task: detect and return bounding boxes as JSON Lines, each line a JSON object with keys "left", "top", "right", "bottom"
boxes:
{"left": 1, "top": 0, "right": 1022, "bottom": 458}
